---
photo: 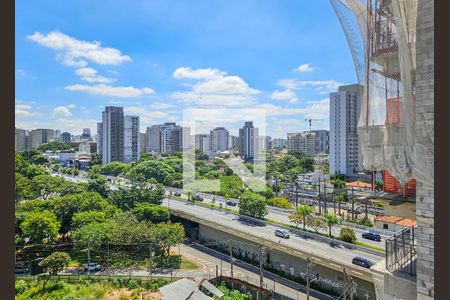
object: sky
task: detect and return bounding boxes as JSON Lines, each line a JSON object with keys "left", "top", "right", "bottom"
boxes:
{"left": 15, "top": 0, "right": 356, "bottom": 138}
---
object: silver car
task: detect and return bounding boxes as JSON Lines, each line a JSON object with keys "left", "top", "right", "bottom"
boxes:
{"left": 274, "top": 229, "right": 290, "bottom": 239}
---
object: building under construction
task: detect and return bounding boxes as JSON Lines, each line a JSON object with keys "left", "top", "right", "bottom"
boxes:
{"left": 329, "top": 0, "right": 434, "bottom": 299}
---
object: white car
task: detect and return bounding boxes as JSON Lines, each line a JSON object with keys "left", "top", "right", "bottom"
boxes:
{"left": 274, "top": 229, "right": 290, "bottom": 239}
{"left": 84, "top": 263, "right": 101, "bottom": 273}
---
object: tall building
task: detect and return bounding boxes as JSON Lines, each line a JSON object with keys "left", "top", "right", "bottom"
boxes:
{"left": 82, "top": 128, "right": 91, "bottom": 140}
{"left": 272, "top": 138, "right": 287, "bottom": 148}
{"left": 329, "top": 84, "right": 363, "bottom": 175}
{"left": 139, "top": 132, "right": 148, "bottom": 154}
{"left": 195, "top": 134, "right": 210, "bottom": 153}
{"left": 147, "top": 125, "right": 163, "bottom": 153}
{"left": 101, "top": 106, "right": 124, "bottom": 164}
{"left": 210, "top": 127, "right": 229, "bottom": 152}
{"left": 96, "top": 123, "right": 103, "bottom": 156}
{"left": 239, "top": 121, "right": 258, "bottom": 161}
{"left": 78, "top": 140, "right": 91, "bottom": 155}
{"left": 54, "top": 130, "right": 61, "bottom": 142}
{"left": 28, "top": 129, "right": 55, "bottom": 149}
{"left": 15, "top": 128, "right": 28, "bottom": 152}
{"left": 123, "top": 116, "right": 140, "bottom": 163}
{"left": 287, "top": 132, "right": 316, "bottom": 156}
{"left": 229, "top": 135, "right": 240, "bottom": 149}
{"left": 312, "top": 130, "right": 329, "bottom": 154}
{"left": 60, "top": 132, "right": 71, "bottom": 144}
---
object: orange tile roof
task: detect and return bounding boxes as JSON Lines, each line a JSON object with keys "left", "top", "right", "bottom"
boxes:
{"left": 396, "top": 218, "right": 417, "bottom": 227}
{"left": 375, "top": 215, "right": 416, "bottom": 226}
{"left": 345, "top": 181, "right": 372, "bottom": 188}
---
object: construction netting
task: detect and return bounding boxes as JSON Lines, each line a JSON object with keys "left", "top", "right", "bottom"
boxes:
{"left": 329, "top": 0, "right": 433, "bottom": 188}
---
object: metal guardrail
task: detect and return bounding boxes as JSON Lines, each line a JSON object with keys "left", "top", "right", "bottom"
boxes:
{"left": 385, "top": 226, "right": 417, "bottom": 276}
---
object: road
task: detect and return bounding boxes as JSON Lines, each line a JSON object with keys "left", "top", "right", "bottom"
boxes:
{"left": 54, "top": 171, "right": 388, "bottom": 250}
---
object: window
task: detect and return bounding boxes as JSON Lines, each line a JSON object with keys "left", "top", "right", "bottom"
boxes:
{"left": 383, "top": 223, "right": 389, "bottom": 230}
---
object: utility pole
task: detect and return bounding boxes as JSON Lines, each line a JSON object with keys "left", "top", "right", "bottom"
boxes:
{"left": 306, "top": 258, "right": 316, "bottom": 300}
{"left": 149, "top": 244, "right": 153, "bottom": 279}
{"left": 259, "top": 245, "right": 267, "bottom": 289}
{"left": 229, "top": 240, "right": 234, "bottom": 289}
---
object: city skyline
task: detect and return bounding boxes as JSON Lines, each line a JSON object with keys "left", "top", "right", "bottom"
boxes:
{"left": 15, "top": 0, "right": 356, "bottom": 138}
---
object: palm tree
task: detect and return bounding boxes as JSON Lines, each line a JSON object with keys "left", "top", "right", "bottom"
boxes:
{"left": 289, "top": 205, "right": 314, "bottom": 230}
{"left": 187, "top": 191, "right": 192, "bottom": 201}
{"left": 323, "top": 213, "right": 339, "bottom": 237}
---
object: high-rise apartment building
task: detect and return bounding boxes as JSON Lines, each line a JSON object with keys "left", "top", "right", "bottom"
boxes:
{"left": 28, "top": 129, "right": 55, "bottom": 149}
{"left": 210, "top": 127, "right": 229, "bottom": 152}
{"left": 82, "top": 128, "right": 91, "bottom": 140}
{"left": 272, "top": 138, "right": 287, "bottom": 148}
{"left": 147, "top": 125, "right": 163, "bottom": 153}
{"left": 229, "top": 135, "right": 240, "bottom": 149}
{"left": 239, "top": 121, "right": 258, "bottom": 161}
{"left": 60, "top": 132, "right": 71, "bottom": 144}
{"left": 147, "top": 123, "right": 188, "bottom": 154}
{"left": 15, "top": 128, "right": 28, "bottom": 152}
{"left": 123, "top": 115, "right": 140, "bottom": 163}
{"left": 195, "top": 134, "right": 210, "bottom": 153}
{"left": 96, "top": 123, "right": 103, "bottom": 156}
{"left": 311, "top": 130, "right": 329, "bottom": 154}
{"left": 287, "top": 132, "right": 316, "bottom": 156}
{"left": 101, "top": 106, "right": 124, "bottom": 164}
{"left": 139, "top": 132, "right": 148, "bottom": 154}
{"left": 329, "top": 84, "right": 363, "bottom": 175}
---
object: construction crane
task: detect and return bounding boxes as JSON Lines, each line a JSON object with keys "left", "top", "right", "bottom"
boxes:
{"left": 305, "top": 118, "right": 324, "bottom": 132}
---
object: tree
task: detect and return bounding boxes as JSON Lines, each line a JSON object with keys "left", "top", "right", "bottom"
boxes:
{"left": 133, "top": 203, "right": 169, "bottom": 223}
{"left": 20, "top": 211, "right": 61, "bottom": 243}
{"left": 299, "top": 156, "right": 315, "bottom": 172}
{"left": 139, "top": 152, "right": 156, "bottom": 162}
{"left": 153, "top": 222, "right": 185, "bottom": 257}
{"left": 195, "top": 149, "right": 209, "bottom": 161}
{"left": 289, "top": 205, "right": 314, "bottom": 230}
{"left": 323, "top": 213, "right": 339, "bottom": 237}
{"left": 38, "top": 252, "right": 71, "bottom": 288}
{"left": 15, "top": 173, "right": 36, "bottom": 202}
{"left": 90, "top": 153, "right": 102, "bottom": 166}
{"left": 72, "top": 221, "right": 111, "bottom": 249}
{"left": 100, "top": 161, "right": 130, "bottom": 176}
{"left": 110, "top": 183, "right": 165, "bottom": 211}
{"left": 375, "top": 180, "right": 384, "bottom": 190}
{"left": 238, "top": 191, "right": 268, "bottom": 219}
{"left": 340, "top": 227, "right": 356, "bottom": 243}
{"left": 288, "top": 150, "right": 305, "bottom": 159}
{"left": 336, "top": 192, "right": 348, "bottom": 216}
{"left": 31, "top": 175, "right": 65, "bottom": 200}
{"left": 58, "top": 181, "right": 87, "bottom": 196}
{"left": 307, "top": 215, "right": 327, "bottom": 233}
{"left": 38, "top": 141, "right": 72, "bottom": 151}
{"left": 71, "top": 211, "right": 107, "bottom": 229}
{"left": 86, "top": 175, "right": 109, "bottom": 198}
{"left": 127, "top": 160, "right": 176, "bottom": 185}
{"left": 267, "top": 197, "right": 292, "bottom": 209}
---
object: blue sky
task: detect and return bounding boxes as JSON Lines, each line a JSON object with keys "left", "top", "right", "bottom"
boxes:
{"left": 15, "top": 0, "right": 356, "bottom": 138}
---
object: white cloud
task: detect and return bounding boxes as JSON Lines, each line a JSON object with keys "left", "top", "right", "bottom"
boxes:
{"left": 255, "top": 98, "right": 329, "bottom": 119}
{"left": 293, "top": 63, "right": 314, "bottom": 73}
{"left": 124, "top": 106, "right": 177, "bottom": 128}
{"left": 53, "top": 106, "right": 72, "bottom": 117}
{"left": 15, "top": 104, "right": 41, "bottom": 117}
{"left": 67, "top": 104, "right": 76, "bottom": 109}
{"left": 27, "top": 31, "right": 132, "bottom": 67}
{"left": 65, "top": 84, "right": 155, "bottom": 98}
{"left": 277, "top": 79, "right": 343, "bottom": 93}
{"left": 75, "top": 67, "right": 113, "bottom": 83}
{"left": 172, "top": 67, "right": 260, "bottom": 107}
{"left": 270, "top": 89, "right": 299, "bottom": 103}
{"left": 149, "top": 102, "right": 177, "bottom": 110}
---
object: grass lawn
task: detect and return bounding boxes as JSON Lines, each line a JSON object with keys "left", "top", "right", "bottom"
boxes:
{"left": 180, "top": 256, "right": 201, "bottom": 270}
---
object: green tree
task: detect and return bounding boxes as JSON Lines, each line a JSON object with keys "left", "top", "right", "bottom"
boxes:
{"left": 110, "top": 183, "right": 165, "bottom": 211}
{"left": 238, "top": 191, "right": 268, "bottom": 219}
{"left": 323, "top": 213, "right": 340, "bottom": 237}
{"left": 288, "top": 205, "right": 314, "bottom": 230}
{"left": 58, "top": 181, "right": 87, "bottom": 196}
{"left": 340, "top": 226, "right": 356, "bottom": 243}
{"left": 133, "top": 203, "right": 169, "bottom": 223}
{"left": 287, "top": 150, "right": 305, "bottom": 159}
{"left": 375, "top": 180, "right": 383, "bottom": 190}
{"left": 267, "top": 197, "right": 292, "bottom": 209}
{"left": 31, "top": 175, "right": 65, "bottom": 200}
{"left": 195, "top": 149, "right": 209, "bottom": 161}
{"left": 15, "top": 172, "right": 36, "bottom": 202}
{"left": 71, "top": 211, "right": 107, "bottom": 229}
{"left": 139, "top": 152, "right": 156, "bottom": 162}
{"left": 90, "top": 153, "right": 102, "bottom": 166}
{"left": 38, "top": 141, "right": 72, "bottom": 151}
{"left": 153, "top": 222, "right": 185, "bottom": 256}
{"left": 38, "top": 252, "right": 71, "bottom": 288}
{"left": 127, "top": 160, "right": 176, "bottom": 185}
{"left": 72, "top": 221, "right": 111, "bottom": 249}
{"left": 299, "top": 156, "right": 315, "bottom": 172}
{"left": 100, "top": 161, "right": 130, "bottom": 176}
{"left": 307, "top": 215, "right": 327, "bottom": 233}
{"left": 20, "top": 211, "right": 61, "bottom": 243}
{"left": 86, "top": 175, "right": 109, "bottom": 198}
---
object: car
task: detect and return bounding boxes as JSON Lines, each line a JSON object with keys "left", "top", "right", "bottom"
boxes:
{"left": 362, "top": 231, "right": 382, "bottom": 242}
{"left": 274, "top": 229, "right": 290, "bottom": 239}
{"left": 351, "top": 257, "right": 373, "bottom": 269}
{"left": 193, "top": 193, "right": 204, "bottom": 201}
{"left": 226, "top": 200, "right": 237, "bottom": 206}
{"left": 15, "top": 266, "right": 30, "bottom": 274}
{"left": 174, "top": 192, "right": 182, "bottom": 197}
{"left": 84, "top": 263, "right": 102, "bottom": 273}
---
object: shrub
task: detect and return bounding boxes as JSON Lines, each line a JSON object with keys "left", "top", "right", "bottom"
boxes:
{"left": 340, "top": 226, "right": 357, "bottom": 243}
{"left": 15, "top": 280, "right": 29, "bottom": 294}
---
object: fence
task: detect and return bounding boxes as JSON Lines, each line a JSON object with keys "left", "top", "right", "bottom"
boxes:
{"left": 385, "top": 226, "right": 417, "bottom": 276}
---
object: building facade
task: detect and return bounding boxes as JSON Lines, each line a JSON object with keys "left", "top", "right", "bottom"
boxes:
{"left": 195, "top": 134, "right": 210, "bottom": 153}
{"left": 15, "top": 128, "right": 28, "bottom": 152}
{"left": 101, "top": 106, "right": 124, "bottom": 164}
{"left": 239, "top": 121, "right": 258, "bottom": 161}
{"left": 272, "top": 138, "right": 287, "bottom": 148}
{"left": 329, "top": 84, "right": 363, "bottom": 175}
{"left": 210, "top": 127, "right": 229, "bottom": 152}
{"left": 287, "top": 132, "right": 316, "bottom": 156}
{"left": 123, "top": 115, "right": 140, "bottom": 163}
{"left": 60, "top": 132, "right": 71, "bottom": 144}
{"left": 229, "top": 135, "right": 240, "bottom": 149}
{"left": 311, "top": 130, "right": 329, "bottom": 154}
{"left": 28, "top": 129, "right": 55, "bottom": 149}
{"left": 96, "top": 123, "right": 103, "bottom": 157}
